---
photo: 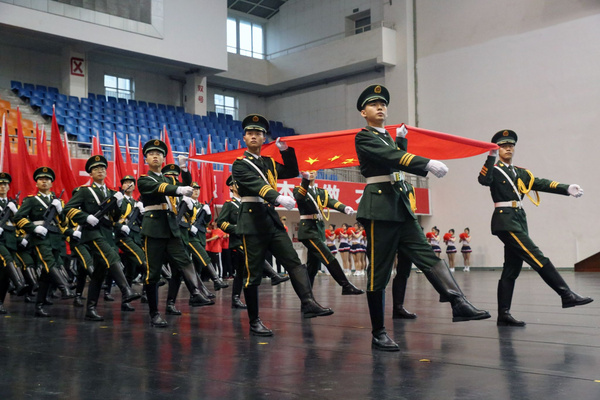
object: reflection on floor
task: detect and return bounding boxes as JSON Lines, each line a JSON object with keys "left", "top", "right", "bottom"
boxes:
{"left": 1, "top": 270, "right": 599, "bottom": 399}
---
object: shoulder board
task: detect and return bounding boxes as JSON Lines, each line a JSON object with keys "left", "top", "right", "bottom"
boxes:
{"left": 236, "top": 156, "right": 245, "bottom": 160}
{"left": 26, "top": 194, "right": 35, "bottom": 198}
{"left": 139, "top": 174, "right": 148, "bottom": 177}
{"left": 225, "top": 199, "right": 232, "bottom": 203}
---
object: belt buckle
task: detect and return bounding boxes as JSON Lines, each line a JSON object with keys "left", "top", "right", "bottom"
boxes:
{"left": 511, "top": 200, "right": 517, "bottom": 208}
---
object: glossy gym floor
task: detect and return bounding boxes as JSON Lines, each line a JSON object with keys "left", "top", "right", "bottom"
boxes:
{"left": 1, "top": 269, "right": 599, "bottom": 400}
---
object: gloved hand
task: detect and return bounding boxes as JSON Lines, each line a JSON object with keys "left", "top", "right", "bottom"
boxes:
{"left": 136, "top": 202, "right": 145, "bottom": 213}
{"left": 73, "top": 230, "right": 82, "bottom": 240}
{"left": 34, "top": 226, "right": 48, "bottom": 237}
{"left": 344, "top": 206, "right": 356, "bottom": 215}
{"left": 178, "top": 155, "right": 189, "bottom": 171}
{"left": 20, "top": 238, "right": 28, "bottom": 248}
{"left": 182, "top": 196, "right": 194, "bottom": 210}
{"left": 568, "top": 184, "right": 584, "bottom": 198}
{"left": 7, "top": 202, "right": 17, "bottom": 214}
{"left": 51, "top": 199, "right": 63, "bottom": 213}
{"left": 396, "top": 125, "right": 408, "bottom": 138}
{"left": 176, "top": 186, "right": 194, "bottom": 197}
{"left": 276, "top": 195, "right": 295, "bottom": 210}
{"left": 114, "top": 192, "right": 124, "bottom": 207}
{"left": 190, "top": 225, "right": 198, "bottom": 235}
{"left": 301, "top": 171, "right": 311, "bottom": 180}
{"left": 202, "top": 204, "right": 211, "bottom": 215}
{"left": 425, "top": 160, "right": 449, "bottom": 178}
{"left": 0, "top": 227, "right": 3, "bottom": 236}
{"left": 275, "top": 137, "right": 288, "bottom": 151}
{"left": 121, "top": 225, "right": 130, "bottom": 235}
{"left": 86, "top": 215, "right": 99, "bottom": 226}
{"left": 489, "top": 149, "right": 499, "bottom": 157}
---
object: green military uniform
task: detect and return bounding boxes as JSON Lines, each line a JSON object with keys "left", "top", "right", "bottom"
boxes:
{"left": 116, "top": 192, "right": 145, "bottom": 282}
{"left": 293, "top": 177, "right": 363, "bottom": 294}
{"left": 478, "top": 129, "right": 592, "bottom": 326}
{"left": 233, "top": 113, "right": 332, "bottom": 337}
{"left": 355, "top": 84, "right": 489, "bottom": 351}
{"left": 64, "top": 156, "right": 140, "bottom": 321}
{"left": 62, "top": 202, "right": 93, "bottom": 307}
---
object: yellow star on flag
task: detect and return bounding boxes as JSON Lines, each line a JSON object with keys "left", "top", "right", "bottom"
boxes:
{"left": 328, "top": 155, "right": 341, "bottom": 161}
{"left": 342, "top": 158, "right": 356, "bottom": 164}
{"left": 305, "top": 157, "right": 319, "bottom": 165}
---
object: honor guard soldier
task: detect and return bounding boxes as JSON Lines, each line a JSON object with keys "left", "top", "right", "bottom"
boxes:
{"left": 478, "top": 129, "right": 592, "bottom": 326}
{"left": 354, "top": 85, "right": 490, "bottom": 351}
{"left": 0, "top": 172, "right": 29, "bottom": 314}
{"left": 293, "top": 170, "right": 364, "bottom": 295}
{"left": 138, "top": 140, "right": 212, "bottom": 327}
{"left": 64, "top": 156, "right": 141, "bottom": 321}
{"left": 232, "top": 114, "right": 333, "bottom": 337}
{"left": 15, "top": 167, "right": 76, "bottom": 317}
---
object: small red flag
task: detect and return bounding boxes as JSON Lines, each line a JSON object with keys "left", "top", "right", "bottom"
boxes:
{"left": 163, "top": 126, "right": 174, "bottom": 165}
{"left": 15, "top": 108, "right": 37, "bottom": 197}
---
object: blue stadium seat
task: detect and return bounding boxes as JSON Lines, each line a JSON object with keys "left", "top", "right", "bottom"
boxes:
{"left": 79, "top": 119, "right": 91, "bottom": 129}
{"left": 88, "top": 93, "right": 96, "bottom": 99}
{"left": 64, "top": 123, "right": 77, "bottom": 135}
{"left": 127, "top": 125, "right": 138, "bottom": 133}
{"left": 115, "top": 115, "right": 127, "bottom": 125}
{"left": 116, "top": 123, "right": 127, "bottom": 132}
{"left": 23, "top": 83, "right": 35, "bottom": 91}
{"left": 137, "top": 119, "right": 148, "bottom": 127}
{"left": 56, "top": 115, "right": 65, "bottom": 127}
{"left": 137, "top": 101, "right": 147, "bottom": 108}
{"left": 115, "top": 131, "right": 127, "bottom": 144}
{"left": 128, "top": 99, "right": 137, "bottom": 107}
{"left": 138, "top": 127, "right": 150, "bottom": 136}
{"left": 118, "top": 98, "right": 127, "bottom": 104}
{"left": 100, "top": 134, "right": 113, "bottom": 145}
{"left": 30, "top": 96, "right": 43, "bottom": 109}
{"left": 107, "top": 96, "right": 117, "bottom": 103}
{"left": 44, "top": 92, "right": 57, "bottom": 102}
{"left": 76, "top": 133, "right": 91, "bottom": 143}
{"left": 18, "top": 88, "right": 32, "bottom": 100}
{"left": 80, "top": 98, "right": 92, "bottom": 110}
{"left": 139, "top": 133, "right": 150, "bottom": 143}
{"left": 68, "top": 96, "right": 79, "bottom": 104}
{"left": 91, "top": 120, "right": 103, "bottom": 131}
{"left": 147, "top": 102, "right": 157, "bottom": 109}
{"left": 157, "top": 104, "right": 166, "bottom": 111}
{"left": 10, "top": 80, "right": 22, "bottom": 93}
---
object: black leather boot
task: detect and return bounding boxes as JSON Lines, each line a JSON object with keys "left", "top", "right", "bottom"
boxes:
{"left": 146, "top": 283, "right": 167, "bottom": 327}
{"left": 6, "top": 261, "right": 28, "bottom": 296}
{"left": 497, "top": 279, "right": 525, "bottom": 326}
{"left": 121, "top": 302, "right": 135, "bottom": 312}
{"left": 166, "top": 300, "right": 181, "bottom": 315}
{"left": 48, "top": 268, "right": 75, "bottom": 299}
{"left": 231, "top": 294, "right": 247, "bottom": 309}
{"left": 180, "top": 263, "right": 214, "bottom": 307}
{"left": 85, "top": 278, "right": 104, "bottom": 321}
{"left": 244, "top": 285, "right": 273, "bottom": 336}
{"left": 35, "top": 302, "right": 50, "bottom": 318}
{"left": 537, "top": 261, "right": 593, "bottom": 308}
{"left": 326, "top": 258, "right": 364, "bottom": 295}
{"left": 392, "top": 274, "right": 417, "bottom": 319}
{"left": 104, "top": 292, "right": 115, "bottom": 301}
{"left": 423, "top": 260, "right": 490, "bottom": 322}
{"left": 263, "top": 261, "right": 290, "bottom": 286}
{"left": 287, "top": 265, "right": 333, "bottom": 318}
{"left": 73, "top": 294, "right": 84, "bottom": 308}
{"left": 150, "top": 312, "right": 168, "bottom": 327}
{"left": 34, "top": 281, "right": 51, "bottom": 316}
{"left": 109, "top": 262, "right": 141, "bottom": 303}
{"left": 23, "top": 266, "right": 39, "bottom": 293}
{"left": 367, "top": 291, "right": 399, "bottom": 351}
{"left": 198, "top": 277, "right": 216, "bottom": 299}
{"left": 206, "top": 263, "right": 229, "bottom": 290}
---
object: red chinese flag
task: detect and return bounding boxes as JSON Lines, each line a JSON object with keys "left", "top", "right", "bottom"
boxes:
{"left": 35, "top": 123, "right": 50, "bottom": 166}
{"left": 190, "top": 124, "right": 498, "bottom": 170}
{"left": 92, "top": 131, "right": 102, "bottom": 156}
{"left": 50, "top": 106, "right": 78, "bottom": 201}
{"left": 189, "top": 139, "right": 200, "bottom": 184}
{"left": 113, "top": 133, "right": 127, "bottom": 186}
{"left": 15, "top": 108, "right": 37, "bottom": 197}
{"left": 124, "top": 140, "right": 140, "bottom": 198}
{"left": 221, "top": 164, "right": 231, "bottom": 202}
{"left": 137, "top": 137, "right": 146, "bottom": 178}
{"left": 1, "top": 114, "right": 13, "bottom": 176}
{"left": 163, "top": 126, "right": 174, "bottom": 165}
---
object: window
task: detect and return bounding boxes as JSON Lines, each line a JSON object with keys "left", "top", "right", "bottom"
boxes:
{"left": 346, "top": 10, "right": 371, "bottom": 36}
{"left": 214, "top": 94, "right": 238, "bottom": 119}
{"left": 227, "top": 17, "right": 264, "bottom": 59}
{"left": 354, "top": 15, "right": 371, "bottom": 34}
{"left": 104, "top": 75, "right": 134, "bottom": 100}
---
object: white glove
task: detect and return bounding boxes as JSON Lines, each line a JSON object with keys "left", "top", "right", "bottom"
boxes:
{"left": 20, "top": 238, "right": 28, "bottom": 248}
{"left": 396, "top": 125, "right": 408, "bottom": 138}
{"left": 73, "top": 230, "right": 82, "bottom": 239}
{"left": 301, "top": 171, "right": 311, "bottom": 180}
{"left": 176, "top": 186, "right": 194, "bottom": 197}
{"left": 568, "top": 184, "right": 584, "bottom": 198}
{"left": 0, "top": 227, "right": 3, "bottom": 236}
{"left": 120, "top": 225, "right": 130, "bottom": 235}
{"left": 34, "top": 226, "right": 48, "bottom": 237}
{"left": 190, "top": 225, "right": 198, "bottom": 235}
{"left": 86, "top": 215, "right": 99, "bottom": 226}
{"left": 275, "top": 137, "right": 288, "bottom": 151}
{"left": 344, "top": 206, "right": 356, "bottom": 215}
{"left": 276, "top": 195, "right": 295, "bottom": 210}
{"left": 425, "top": 160, "right": 449, "bottom": 178}
{"left": 489, "top": 149, "right": 499, "bottom": 157}
{"left": 182, "top": 196, "right": 194, "bottom": 210}
{"left": 7, "top": 202, "right": 17, "bottom": 214}
{"left": 178, "top": 155, "right": 189, "bottom": 170}
{"left": 51, "top": 199, "right": 63, "bottom": 213}
{"left": 202, "top": 204, "right": 211, "bottom": 215}
{"left": 113, "top": 192, "right": 124, "bottom": 207}
{"left": 136, "top": 202, "right": 145, "bottom": 213}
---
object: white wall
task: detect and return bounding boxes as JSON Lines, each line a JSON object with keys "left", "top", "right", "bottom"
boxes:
{"left": 414, "top": 0, "right": 600, "bottom": 267}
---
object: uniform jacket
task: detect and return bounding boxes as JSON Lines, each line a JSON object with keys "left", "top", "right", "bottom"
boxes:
{"left": 0, "top": 198, "right": 18, "bottom": 251}
{"left": 216, "top": 198, "right": 241, "bottom": 249}
{"left": 232, "top": 148, "right": 298, "bottom": 235}
{"left": 137, "top": 169, "right": 191, "bottom": 239}
{"left": 355, "top": 126, "right": 428, "bottom": 222}
{"left": 15, "top": 192, "right": 64, "bottom": 248}
{"left": 478, "top": 156, "right": 570, "bottom": 234}
{"left": 293, "top": 178, "right": 346, "bottom": 241}
{"left": 63, "top": 183, "right": 121, "bottom": 244}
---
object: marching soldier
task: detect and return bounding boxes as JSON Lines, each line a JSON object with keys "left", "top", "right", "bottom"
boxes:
{"left": 478, "top": 129, "right": 592, "bottom": 326}
{"left": 232, "top": 114, "right": 333, "bottom": 337}
{"left": 354, "top": 84, "right": 490, "bottom": 351}
{"left": 293, "top": 170, "right": 363, "bottom": 295}
{"left": 0, "top": 172, "right": 29, "bottom": 314}
{"left": 63, "top": 156, "right": 141, "bottom": 321}
{"left": 137, "top": 140, "right": 213, "bottom": 327}
{"left": 15, "top": 167, "right": 75, "bottom": 317}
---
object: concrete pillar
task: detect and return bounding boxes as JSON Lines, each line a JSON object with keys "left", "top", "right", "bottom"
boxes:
{"left": 184, "top": 75, "right": 207, "bottom": 116}
{"left": 61, "top": 47, "right": 87, "bottom": 99}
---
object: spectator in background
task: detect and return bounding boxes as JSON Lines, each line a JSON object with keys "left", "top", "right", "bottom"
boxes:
{"left": 337, "top": 223, "right": 352, "bottom": 274}
{"left": 459, "top": 227, "right": 472, "bottom": 272}
{"left": 221, "top": 228, "right": 233, "bottom": 279}
{"left": 206, "top": 221, "right": 224, "bottom": 278}
{"left": 444, "top": 229, "right": 457, "bottom": 273}
{"left": 426, "top": 226, "right": 442, "bottom": 259}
